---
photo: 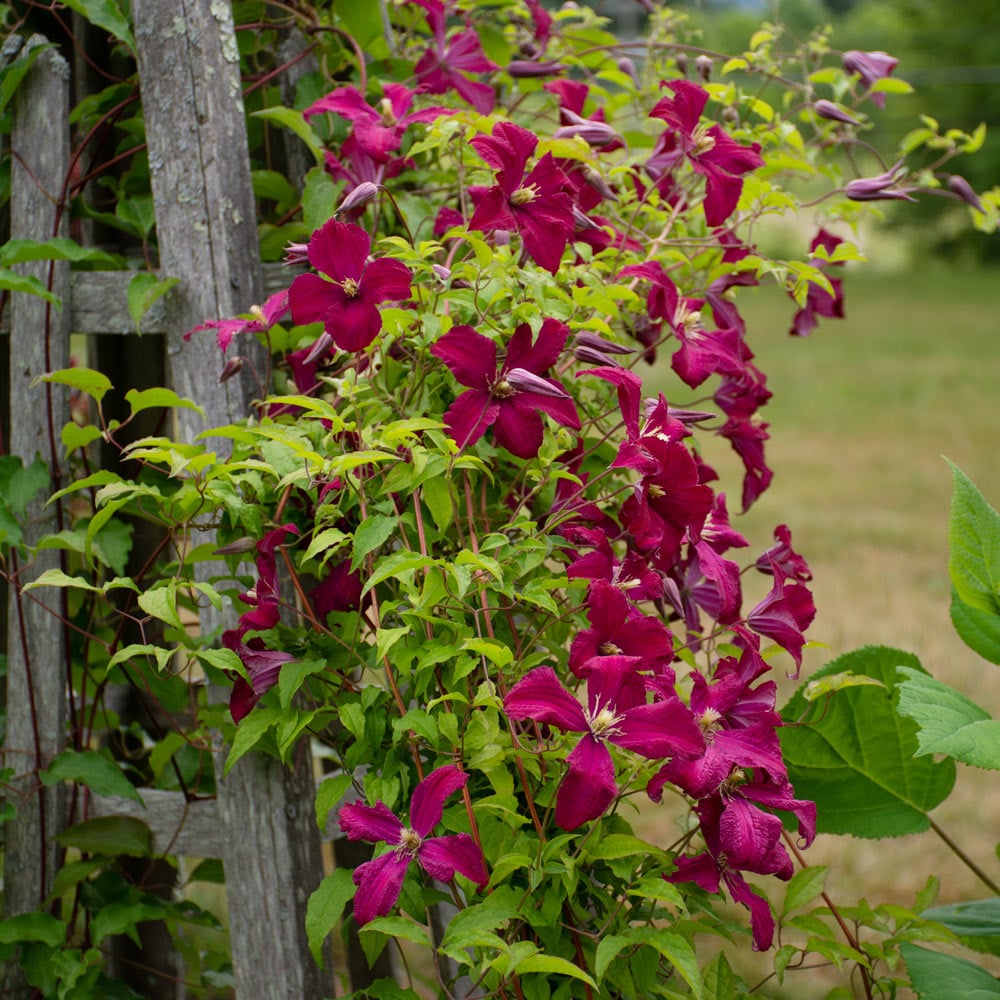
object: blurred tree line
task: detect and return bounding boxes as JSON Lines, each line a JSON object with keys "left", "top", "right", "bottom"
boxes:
{"left": 661, "top": 0, "right": 999, "bottom": 259}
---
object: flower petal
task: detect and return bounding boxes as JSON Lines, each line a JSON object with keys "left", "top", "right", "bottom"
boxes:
{"left": 613, "top": 700, "right": 705, "bottom": 760}
{"left": 431, "top": 326, "right": 497, "bottom": 387}
{"left": 289, "top": 272, "right": 339, "bottom": 328}
{"left": 419, "top": 833, "right": 488, "bottom": 887}
{"left": 504, "top": 666, "right": 588, "bottom": 733}
{"left": 362, "top": 257, "right": 413, "bottom": 304}
{"left": 339, "top": 800, "right": 404, "bottom": 844}
{"left": 308, "top": 219, "right": 370, "bottom": 283}
{"left": 443, "top": 389, "right": 499, "bottom": 451}
{"left": 555, "top": 735, "right": 617, "bottom": 829}
{"left": 351, "top": 851, "right": 411, "bottom": 926}
{"left": 492, "top": 397, "right": 545, "bottom": 458}
{"left": 409, "top": 765, "right": 468, "bottom": 837}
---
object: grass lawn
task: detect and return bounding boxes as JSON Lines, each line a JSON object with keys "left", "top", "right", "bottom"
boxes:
{"left": 647, "top": 263, "right": 1000, "bottom": 995}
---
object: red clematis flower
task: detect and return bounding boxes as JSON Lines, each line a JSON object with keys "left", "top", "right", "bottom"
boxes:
{"left": 647, "top": 79, "right": 763, "bottom": 226}
{"left": 339, "top": 766, "right": 488, "bottom": 926}
{"left": 431, "top": 319, "right": 580, "bottom": 458}
{"left": 183, "top": 289, "right": 289, "bottom": 353}
{"left": 842, "top": 49, "right": 899, "bottom": 109}
{"left": 288, "top": 219, "right": 412, "bottom": 353}
{"left": 469, "top": 121, "right": 575, "bottom": 274}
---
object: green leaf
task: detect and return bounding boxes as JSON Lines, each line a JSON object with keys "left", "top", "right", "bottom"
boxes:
{"left": 952, "top": 588, "right": 1000, "bottom": 665}
{"left": 584, "top": 834, "right": 665, "bottom": 862}
{"left": 0, "top": 237, "right": 120, "bottom": 268}
{"left": 351, "top": 514, "right": 398, "bottom": 572}
{"left": 0, "top": 40, "right": 53, "bottom": 114}
{"left": 594, "top": 934, "right": 629, "bottom": 982}
{"left": 0, "top": 455, "right": 48, "bottom": 517}
{"left": 57, "top": 0, "right": 135, "bottom": 51}
{"left": 306, "top": 868, "right": 356, "bottom": 967}
{"left": 362, "top": 551, "right": 436, "bottom": 597}
{"left": 278, "top": 658, "right": 327, "bottom": 709}
{"left": 315, "top": 773, "right": 352, "bottom": 831}
{"left": 897, "top": 667, "right": 1000, "bottom": 769}
{"left": 127, "top": 273, "right": 180, "bottom": 333}
{"left": 703, "top": 951, "right": 737, "bottom": 1000}
{"left": 0, "top": 268, "right": 61, "bottom": 308}
{"left": 948, "top": 463, "right": 1000, "bottom": 617}
{"left": 23, "top": 567, "right": 104, "bottom": 593}
{"left": 137, "top": 583, "right": 184, "bottom": 630}
{"left": 922, "top": 899, "right": 1000, "bottom": 956}
{"left": 626, "top": 927, "right": 703, "bottom": 998}
{"left": 461, "top": 639, "right": 513, "bottom": 668}
{"left": 421, "top": 477, "right": 453, "bottom": 532}
{"left": 91, "top": 899, "right": 166, "bottom": 946}
{"left": 361, "top": 916, "right": 431, "bottom": 947}
{"left": 516, "top": 953, "right": 598, "bottom": 988}
{"left": 781, "top": 646, "right": 956, "bottom": 838}
{"left": 782, "top": 866, "right": 828, "bottom": 916}
{"left": 36, "top": 367, "right": 112, "bottom": 402}
{"left": 125, "top": 387, "right": 203, "bottom": 418}
{"left": 56, "top": 816, "right": 152, "bottom": 857}
{"left": 42, "top": 749, "right": 142, "bottom": 803}
{"left": 901, "top": 943, "right": 1000, "bottom": 999}
{"left": 0, "top": 912, "right": 65, "bottom": 947}
{"left": 61, "top": 421, "right": 103, "bottom": 453}
{"left": 253, "top": 107, "right": 324, "bottom": 164}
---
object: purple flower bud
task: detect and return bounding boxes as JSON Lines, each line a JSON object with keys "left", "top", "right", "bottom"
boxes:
{"left": 494, "top": 230, "right": 511, "bottom": 247}
{"left": 218, "top": 356, "right": 244, "bottom": 383}
{"left": 574, "top": 345, "right": 621, "bottom": 367}
{"left": 574, "top": 331, "right": 636, "bottom": 356}
{"left": 507, "top": 59, "right": 566, "bottom": 78}
{"left": 946, "top": 174, "right": 985, "bottom": 213}
{"left": 695, "top": 55, "right": 713, "bottom": 82}
{"left": 583, "top": 167, "right": 617, "bottom": 202}
{"left": 506, "top": 367, "right": 571, "bottom": 398}
{"left": 842, "top": 49, "right": 899, "bottom": 109}
{"left": 572, "top": 206, "right": 601, "bottom": 231}
{"left": 431, "top": 263, "right": 452, "bottom": 281}
{"left": 814, "top": 99, "right": 861, "bottom": 126}
{"left": 845, "top": 161, "right": 917, "bottom": 202}
{"left": 336, "top": 181, "right": 379, "bottom": 216}
{"left": 214, "top": 536, "right": 258, "bottom": 555}
{"left": 283, "top": 241, "right": 310, "bottom": 266}
{"left": 303, "top": 331, "right": 335, "bottom": 365}
{"left": 617, "top": 57, "right": 639, "bottom": 85}
{"left": 675, "top": 52, "right": 688, "bottom": 76}
{"left": 553, "top": 110, "right": 620, "bottom": 147}
{"left": 722, "top": 106, "right": 739, "bottom": 127}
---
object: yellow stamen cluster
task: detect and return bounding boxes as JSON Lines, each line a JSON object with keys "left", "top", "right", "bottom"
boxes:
{"left": 342, "top": 278, "right": 360, "bottom": 297}
{"left": 510, "top": 184, "right": 538, "bottom": 206}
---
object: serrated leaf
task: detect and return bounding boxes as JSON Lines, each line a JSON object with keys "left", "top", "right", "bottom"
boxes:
{"left": 42, "top": 749, "right": 142, "bottom": 803}
{"left": 0, "top": 455, "right": 48, "bottom": 517}
{"left": 55, "top": 816, "right": 152, "bottom": 857}
{"left": 901, "top": 943, "right": 1000, "bottom": 999}
{"left": 948, "top": 464, "right": 1000, "bottom": 617}
{"left": 125, "top": 387, "right": 203, "bottom": 418}
{"left": 585, "top": 834, "right": 665, "bottom": 861}
{"left": 127, "top": 273, "right": 179, "bottom": 333}
{"left": 351, "top": 514, "right": 398, "bottom": 572}
{"left": 36, "top": 367, "right": 112, "bottom": 402}
{"left": 306, "top": 868, "right": 356, "bottom": 967}
{"left": 952, "top": 587, "right": 1000, "bottom": 665}
{"left": 782, "top": 866, "right": 828, "bottom": 916}
{"left": 922, "top": 899, "right": 1000, "bottom": 956}
{"left": 896, "top": 667, "right": 1000, "bottom": 769}
{"left": 781, "top": 646, "right": 955, "bottom": 838}
{"left": 361, "top": 551, "right": 436, "bottom": 597}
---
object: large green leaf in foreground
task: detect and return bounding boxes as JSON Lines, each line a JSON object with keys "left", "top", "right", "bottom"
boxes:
{"left": 781, "top": 646, "right": 955, "bottom": 838}
{"left": 901, "top": 943, "right": 1000, "bottom": 999}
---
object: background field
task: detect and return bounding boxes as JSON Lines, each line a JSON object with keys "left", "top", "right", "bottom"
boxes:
{"left": 655, "top": 262, "right": 1000, "bottom": 994}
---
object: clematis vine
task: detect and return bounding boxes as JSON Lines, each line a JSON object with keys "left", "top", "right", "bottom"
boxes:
{"left": 505, "top": 660, "right": 704, "bottom": 829}
{"left": 288, "top": 219, "right": 412, "bottom": 354}
{"left": 339, "top": 766, "right": 488, "bottom": 925}
{"left": 431, "top": 318, "right": 580, "bottom": 458}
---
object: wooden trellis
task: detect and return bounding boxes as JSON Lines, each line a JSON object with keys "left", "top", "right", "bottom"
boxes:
{"left": 2, "top": 4, "right": 337, "bottom": 997}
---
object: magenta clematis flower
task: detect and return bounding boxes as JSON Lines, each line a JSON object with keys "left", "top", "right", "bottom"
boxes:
{"left": 183, "top": 289, "right": 289, "bottom": 353}
{"left": 410, "top": 0, "right": 498, "bottom": 114}
{"left": 339, "top": 766, "right": 488, "bottom": 926}
{"left": 469, "top": 121, "right": 574, "bottom": 274}
{"left": 431, "top": 319, "right": 580, "bottom": 458}
{"left": 303, "top": 83, "right": 451, "bottom": 163}
{"left": 505, "top": 660, "right": 704, "bottom": 829}
{"left": 844, "top": 161, "right": 916, "bottom": 203}
{"left": 288, "top": 219, "right": 412, "bottom": 353}
{"left": 647, "top": 80, "right": 763, "bottom": 226}
{"left": 842, "top": 49, "right": 899, "bottom": 109}
{"left": 790, "top": 229, "right": 846, "bottom": 337}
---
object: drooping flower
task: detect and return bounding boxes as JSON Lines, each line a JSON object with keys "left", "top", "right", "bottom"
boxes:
{"left": 410, "top": 0, "right": 498, "bottom": 114}
{"left": 183, "top": 289, "right": 290, "bottom": 353}
{"left": 647, "top": 79, "right": 763, "bottom": 226}
{"left": 790, "top": 229, "right": 846, "bottom": 338}
{"left": 288, "top": 219, "right": 412, "bottom": 353}
{"left": 303, "top": 83, "right": 452, "bottom": 163}
{"left": 842, "top": 49, "right": 899, "bottom": 109}
{"left": 469, "top": 121, "right": 574, "bottom": 273}
{"left": 505, "top": 660, "right": 704, "bottom": 829}
{"left": 431, "top": 319, "right": 580, "bottom": 458}
{"left": 339, "top": 766, "right": 488, "bottom": 925}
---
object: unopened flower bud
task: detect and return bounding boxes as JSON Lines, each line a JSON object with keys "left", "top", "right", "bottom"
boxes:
{"left": 431, "top": 263, "right": 451, "bottom": 281}
{"left": 695, "top": 55, "right": 713, "bottom": 81}
{"left": 218, "top": 356, "right": 244, "bottom": 383}
{"left": 583, "top": 166, "right": 617, "bottom": 202}
{"left": 494, "top": 230, "right": 511, "bottom": 248}
{"left": 814, "top": 99, "right": 861, "bottom": 126}
{"left": 336, "top": 181, "right": 379, "bottom": 216}
{"left": 303, "top": 331, "right": 335, "bottom": 364}
{"left": 675, "top": 52, "right": 688, "bottom": 76}
{"left": 572, "top": 206, "right": 601, "bottom": 231}
{"left": 574, "top": 345, "right": 620, "bottom": 367}
{"left": 553, "top": 115, "right": 620, "bottom": 147}
{"left": 722, "top": 106, "right": 740, "bottom": 127}
{"left": 283, "top": 241, "right": 310, "bottom": 266}
{"left": 214, "top": 536, "right": 257, "bottom": 555}
{"left": 617, "top": 57, "right": 639, "bottom": 85}
{"left": 506, "top": 367, "right": 571, "bottom": 398}
{"left": 574, "top": 331, "right": 635, "bottom": 356}
{"left": 945, "top": 174, "right": 985, "bottom": 213}
{"left": 845, "top": 161, "right": 917, "bottom": 202}
{"left": 507, "top": 59, "right": 566, "bottom": 78}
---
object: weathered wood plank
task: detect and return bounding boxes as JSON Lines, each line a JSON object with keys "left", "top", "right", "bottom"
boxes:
{"left": 132, "top": 2, "right": 331, "bottom": 996}
{"left": 3, "top": 34, "right": 71, "bottom": 1000}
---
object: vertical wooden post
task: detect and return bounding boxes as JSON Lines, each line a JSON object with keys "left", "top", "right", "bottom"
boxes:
{"left": 3, "top": 34, "right": 71, "bottom": 998}
{"left": 131, "top": 2, "right": 331, "bottom": 996}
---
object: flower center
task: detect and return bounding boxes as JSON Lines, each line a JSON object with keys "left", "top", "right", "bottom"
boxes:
{"left": 720, "top": 766, "right": 747, "bottom": 795}
{"left": 396, "top": 827, "right": 421, "bottom": 858}
{"left": 691, "top": 124, "right": 716, "bottom": 155}
{"left": 379, "top": 98, "right": 398, "bottom": 127}
{"left": 598, "top": 641, "right": 623, "bottom": 656}
{"left": 699, "top": 707, "right": 723, "bottom": 742}
{"left": 510, "top": 184, "right": 538, "bottom": 206}
{"left": 674, "top": 302, "right": 702, "bottom": 333}
{"left": 490, "top": 377, "right": 516, "bottom": 399}
{"left": 587, "top": 704, "right": 624, "bottom": 739}
{"left": 342, "top": 277, "right": 360, "bottom": 297}
{"left": 647, "top": 483, "right": 666, "bottom": 499}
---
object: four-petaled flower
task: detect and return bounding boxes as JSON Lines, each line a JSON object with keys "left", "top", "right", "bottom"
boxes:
{"left": 469, "top": 121, "right": 575, "bottom": 273}
{"left": 289, "top": 219, "right": 412, "bottom": 353}
{"left": 431, "top": 319, "right": 580, "bottom": 458}
{"left": 339, "top": 765, "right": 488, "bottom": 925}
